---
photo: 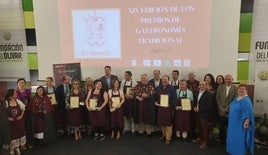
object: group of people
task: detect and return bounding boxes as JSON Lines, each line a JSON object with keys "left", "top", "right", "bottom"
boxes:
{"left": 0, "top": 65, "right": 254, "bottom": 155}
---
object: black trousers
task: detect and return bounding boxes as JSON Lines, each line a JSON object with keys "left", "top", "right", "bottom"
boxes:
{"left": 218, "top": 116, "right": 228, "bottom": 144}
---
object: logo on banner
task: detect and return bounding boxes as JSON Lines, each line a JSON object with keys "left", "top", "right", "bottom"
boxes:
{"left": 255, "top": 40, "right": 268, "bottom": 63}
{"left": 0, "top": 31, "right": 24, "bottom": 62}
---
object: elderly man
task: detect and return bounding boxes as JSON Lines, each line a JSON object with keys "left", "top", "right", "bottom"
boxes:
{"left": 186, "top": 71, "right": 199, "bottom": 93}
{"left": 155, "top": 75, "right": 177, "bottom": 145}
{"left": 134, "top": 74, "right": 155, "bottom": 137}
{"left": 216, "top": 74, "right": 237, "bottom": 145}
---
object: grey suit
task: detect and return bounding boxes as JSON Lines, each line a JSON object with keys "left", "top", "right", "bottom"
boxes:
{"left": 216, "top": 84, "right": 237, "bottom": 117}
{"left": 215, "top": 83, "right": 237, "bottom": 144}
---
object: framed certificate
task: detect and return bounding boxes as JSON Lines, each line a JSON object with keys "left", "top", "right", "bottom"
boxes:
{"left": 70, "top": 96, "right": 79, "bottom": 108}
{"left": 89, "top": 98, "right": 97, "bottom": 110}
{"left": 160, "top": 94, "right": 169, "bottom": 107}
{"left": 47, "top": 93, "right": 57, "bottom": 105}
{"left": 181, "top": 98, "right": 191, "bottom": 111}
{"left": 111, "top": 97, "right": 120, "bottom": 108}
{"left": 126, "top": 87, "right": 134, "bottom": 95}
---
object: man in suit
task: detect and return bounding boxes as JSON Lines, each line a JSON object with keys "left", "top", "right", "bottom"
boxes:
{"left": 216, "top": 74, "right": 237, "bottom": 145}
{"left": 55, "top": 75, "right": 72, "bottom": 135}
{"left": 149, "top": 69, "right": 163, "bottom": 89}
{"left": 99, "top": 65, "right": 118, "bottom": 92}
{"left": 193, "top": 80, "right": 213, "bottom": 149}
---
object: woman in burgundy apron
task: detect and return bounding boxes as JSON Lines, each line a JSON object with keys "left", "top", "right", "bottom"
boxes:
{"left": 86, "top": 79, "right": 108, "bottom": 141}
{"left": 28, "top": 86, "right": 55, "bottom": 147}
{"left": 109, "top": 79, "right": 125, "bottom": 140}
{"left": 66, "top": 79, "right": 86, "bottom": 141}
{"left": 174, "top": 79, "right": 193, "bottom": 143}
{"left": 6, "top": 89, "right": 26, "bottom": 155}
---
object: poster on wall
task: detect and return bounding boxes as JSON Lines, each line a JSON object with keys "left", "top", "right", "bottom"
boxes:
{"left": 0, "top": 0, "right": 30, "bottom": 81}
{"left": 53, "top": 63, "right": 81, "bottom": 87}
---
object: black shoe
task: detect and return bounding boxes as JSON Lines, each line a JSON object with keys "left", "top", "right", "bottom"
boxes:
{"left": 131, "top": 130, "right": 136, "bottom": 136}
{"left": 159, "top": 136, "right": 165, "bottom": 141}
{"left": 165, "top": 140, "right": 171, "bottom": 145}
{"left": 93, "top": 133, "right": 99, "bottom": 141}
{"left": 147, "top": 134, "right": 152, "bottom": 138}
{"left": 99, "top": 134, "right": 106, "bottom": 141}
{"left": 177, "top": 137, "right": 182, "bottom": 142}
{"left": 182, "top": 138, "right": 189, "bottom": 144}
{"left": 38, "top": 139, "right": 43, "bottom": 148}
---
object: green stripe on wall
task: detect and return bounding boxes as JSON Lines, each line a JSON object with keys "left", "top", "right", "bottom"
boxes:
{"left": 24, "top": 12, "right": 35, "bottom": 29}
{"left": 239, "top": 13, "right": 253, "bottom": 33}
{"left": 237, "top": 61, "right": 249, "bottom": 82}
{"left": 28, "top": 53, "right": 38, "bottom": 70}
{"left": 22, "top": 0, "right": 33, "bottom": 11}
{"left": 238, "top": 33, "right": 251, "bottom": 52}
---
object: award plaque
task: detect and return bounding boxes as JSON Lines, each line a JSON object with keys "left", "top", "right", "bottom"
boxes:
{"left": 181, "top": 98, "right": 191, "bottom": 111}
{"left": 47, "top": 93, "right": 57, "bottom": 105}
{"left": 111, "top": 97, "right": 120, "bottom": 108}
{"left": 160, "top": 94, "right": 169, "bottom": 107}
{"left": 89, "top": 98, "right": 98, "bottom": 110}
{"left": 70, "top": 96, "right": 79, "bottom": 108}
{"left": 126, "top": 87, "right": 134, "bottom": 95}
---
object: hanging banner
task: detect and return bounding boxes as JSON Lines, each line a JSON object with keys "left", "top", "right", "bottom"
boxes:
{"left": 0, "top": 0, "right": 30, "bottom": 81}
{"left": 53, "top": 63, "right": 81, "bottom": 87}
{"left": 250, "top": 1, "right": 268, "bottom": 115}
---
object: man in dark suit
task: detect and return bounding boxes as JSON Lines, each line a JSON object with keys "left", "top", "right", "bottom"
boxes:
{"left": 99, "top": 65, "right": 118, "bottom": 92}
{"left": 193, "top": 80, "right": 213, "bottom": 149}
{"left": 55, "top": 75, "right": 72, "bottom": 135}
{"left": 149, "top": 69, "right": 163, "bottom": 89}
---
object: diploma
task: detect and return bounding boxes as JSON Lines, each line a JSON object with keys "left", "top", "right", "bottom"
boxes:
{"left": 181, "top": 98, "right": 191, "bottom": 111}
{"left": 70, "top": 96, "right": 79, "bottom": 108}
{"left": 111, "top": 97, "right": 120, "bottom": 108}
{"left": 126, "top": 87, "right": 134, "bottom": 95}
{"left": 89, "top": 98, "right": 98, "bottom": 110}
{"left": 160, "top": 94, "right": 169, "bottom": 107}
{"left": 47, "top": 93, "right": 57, "bottom": 105}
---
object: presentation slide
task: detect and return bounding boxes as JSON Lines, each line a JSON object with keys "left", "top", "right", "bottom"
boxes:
{"left": 58, "top": 0, "right": 211, "bottom": 68}
{"left": 34, "top": 0, "right": 240, "bottom": 80}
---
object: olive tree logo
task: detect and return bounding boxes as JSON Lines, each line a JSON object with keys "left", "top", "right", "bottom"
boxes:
{"left": 2, "top": 31, "right": 12, "bottom": 41}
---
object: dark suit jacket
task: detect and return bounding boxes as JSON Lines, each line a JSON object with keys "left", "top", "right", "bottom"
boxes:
{"left": 55, "top": 84, "right": 71, "bottom": 108}
{"left": 193, "top": 90, "right": 213, "bottom": 119}
{"left": 99, "top": 74, "right": 118, "bottom": 92}
{"left": 149, "top": 79, "right": 163, "bottom": 89}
